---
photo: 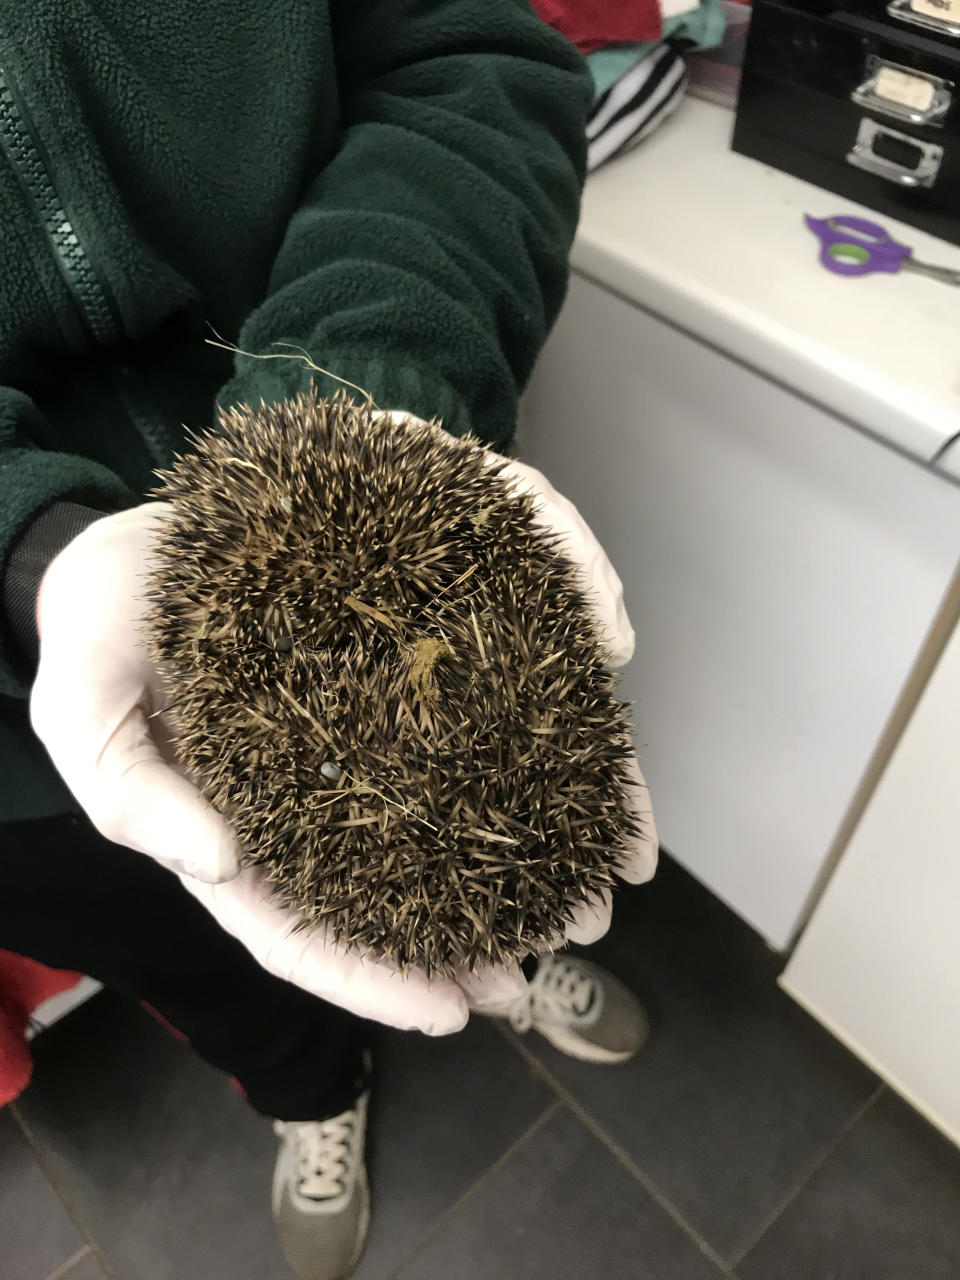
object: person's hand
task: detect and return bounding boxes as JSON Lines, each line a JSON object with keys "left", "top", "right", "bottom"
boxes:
{"left": 185, "top": 446, "right": 660, "bottom": 1024}
{"left": 493, "top": 453, "right": 659, "bottom": 895}
{"left": 30, "top": 503, "right": 476, "bottom": 1033}
{"left": 379, "top": 414, "right": 659, "bottom": 990}
{"left": 31, "top": 503, "right": 241, "bottom": 883}
{"left": 459, "top": 451, "right": 658, "bottom": 1008}
{"left": 180, "top": 869, "right": 506, "bottom": 1034}
{"left": 29, "top": 428, "right": 656, "bottom": 1033}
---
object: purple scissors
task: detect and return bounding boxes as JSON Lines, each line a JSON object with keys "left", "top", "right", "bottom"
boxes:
{"left": 804, "top": 214, "right": 960, "bottom": 287}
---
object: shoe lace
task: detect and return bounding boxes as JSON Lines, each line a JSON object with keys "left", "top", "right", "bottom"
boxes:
{"left": 509, "top": 957, "right": 598, "bottom": 1034}
{"left": 280, "top": 1109, "right": 357, "bottom": 1201}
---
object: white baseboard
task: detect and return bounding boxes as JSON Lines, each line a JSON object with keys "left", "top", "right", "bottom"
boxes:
{"left": 25, "top": 978, "right": 102, "bottom": 1040}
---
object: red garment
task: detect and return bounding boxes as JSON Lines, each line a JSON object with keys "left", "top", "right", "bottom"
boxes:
{"left": 0, "top": 974, "right": 248, "bottom": 1110}
{"left": 0, "top": 951, "right": 83, "bottom": 1106}
{"left": 531, "top": 0, "right": 662, "bottom": 53}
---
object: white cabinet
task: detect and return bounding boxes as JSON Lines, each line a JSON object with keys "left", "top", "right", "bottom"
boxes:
{"left": 518, "top": 273, "right": 960, "bottom": 947}
{"left": 516, "top": 96, "right": 960, "bottom": 1123}
{"left": 783, "top": 602, "right": 960, "bottom": 1145}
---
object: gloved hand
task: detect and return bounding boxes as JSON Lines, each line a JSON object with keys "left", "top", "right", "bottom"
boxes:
{"left": 182, "top": 446, "right": 659, "bottom": 1024}
{"left": 32, "top": 503, "right": 241, "bottom": 884}
{"left": 30, "top": 427, "right": 656, "bottom": 1033}
{"left": 471, "top": 452, "right": 658, "bottom": 971}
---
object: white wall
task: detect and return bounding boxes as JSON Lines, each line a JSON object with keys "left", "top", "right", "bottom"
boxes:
{"left": 519, "top": 273, "right": 960, "bottom": 945}
{"left": 784, "top": 597, "right": 960, "bottom": 1145}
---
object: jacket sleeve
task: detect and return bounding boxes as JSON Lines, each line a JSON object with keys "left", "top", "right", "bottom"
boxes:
{"left": 217, "top": 0, "right": 590, "bottom": 450}
{"left": 0, "top": 386, "right": 134, "bottom": 696}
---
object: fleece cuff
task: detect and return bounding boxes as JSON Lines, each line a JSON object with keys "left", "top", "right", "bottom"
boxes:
{"left": 0, "top": 449, "right": 134, "bottom": 696}
{"left": 218, "top": 350, "right": 495, "bottom": 448}
{"left": 3, "top": 501, "right": 106, "bottom": 676}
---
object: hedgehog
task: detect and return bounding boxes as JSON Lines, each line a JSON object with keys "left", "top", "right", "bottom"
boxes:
{"left": 147, "top": 391, "right": 640, "bottom": 977}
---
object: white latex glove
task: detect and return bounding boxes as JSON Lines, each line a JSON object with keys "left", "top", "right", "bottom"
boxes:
{"left": 30, "top": 423, "right": 656, "bottom": 1032}
{"left": 376, "top": 418, "right": 659, "bottom": 1008}
{"left": 32, "top": 504, "right": 241, "bottom": 884}
{"left": 180, "top": 869, "right": 516, "bottom": 1034}
{"left": 31, "top": 502, "right": 474, "bottom": 1033}
{"left": 458, "top": 451, "right": 658, "bottom": 1013}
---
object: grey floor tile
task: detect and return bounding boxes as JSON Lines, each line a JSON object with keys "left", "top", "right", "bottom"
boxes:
{"left": 0, "top": 1109, "right": 88, "bottom": 1280}
{"left": 18, "top": 991, "right": 287, "bottom": 1280}
{"left": 50, "top": 1250, "right": 106, "bottom": 1280}
{"left": 398, "top": 1106, "right": 725, "bottom": 1280}
{"left": 18, "top": 986, "right": 552, "bottom": 1280}
{"left": 508, "top": 856, "right": 878, "bottom": 1262}
{"left": 353, "top": 1017, "right": 553, "bottom": 1279}
{"left": 737, "top": 1090, "right": 960, "bottom": 1280}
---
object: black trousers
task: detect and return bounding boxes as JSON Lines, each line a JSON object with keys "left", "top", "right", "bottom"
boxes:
{"left": 0, "top": 813, "right": 371, "bottom": 1121}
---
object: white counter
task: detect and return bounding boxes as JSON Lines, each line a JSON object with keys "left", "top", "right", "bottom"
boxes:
{"left": 519, "top": 95, "right": 960, "bottom": 949}
{"left": 522, "top": 93, "right": 960, "bottom": 1139}
{"left": 573, "top": 97, "right": 960, "bottom": 471}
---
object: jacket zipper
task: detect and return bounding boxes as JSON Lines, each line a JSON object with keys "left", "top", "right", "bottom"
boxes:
{"left": 0, "top": 59, "right": 173, "bottom": 470}
{"left": 112, "top": 363, "right": 175, "bottom": 470}
{"left": 0, "top": 63, "right": 120, "bottom": 349}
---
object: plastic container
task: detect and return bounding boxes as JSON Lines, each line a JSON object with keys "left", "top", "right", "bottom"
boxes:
{"left": 687, "top": 2, "right": 752, "bottom": 109}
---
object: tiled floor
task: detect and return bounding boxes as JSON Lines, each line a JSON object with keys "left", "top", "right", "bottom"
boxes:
{"left": 4, "top": 856, "right": 960, "bottom": 1280}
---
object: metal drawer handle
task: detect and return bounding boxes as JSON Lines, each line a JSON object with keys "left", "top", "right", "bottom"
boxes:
{"left": 846, "top": 118, "right": 943, "bottom": 188}
{"left": 887, "top": 0, "right": 960, "bottom": 39}
{"left": 852, "top": 56, "right": 952, "bottom": 127}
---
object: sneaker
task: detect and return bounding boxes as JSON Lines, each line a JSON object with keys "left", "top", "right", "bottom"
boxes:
{"left": 272, "top": 1092, "right": 370, "bottom": 1280}
{"left": 502, "top": 954, "right": 649, "bottom": 1064}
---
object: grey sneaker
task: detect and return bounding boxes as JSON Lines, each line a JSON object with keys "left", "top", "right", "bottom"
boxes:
{"left": 504, "top": 955, "right": 649, "bottom": 1064}
{"left": 272, "top": 1093, "right": 370, "bottom": 1280}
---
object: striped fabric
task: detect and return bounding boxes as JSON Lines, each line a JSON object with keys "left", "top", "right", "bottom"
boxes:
{"left": 586, "top": 44, "right": 689, "bottom": 171}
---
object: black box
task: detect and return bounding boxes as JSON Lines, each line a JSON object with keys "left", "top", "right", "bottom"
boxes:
{"left": 732, "top": 0, "right": 960, "bottom": 244}
{"left": 795, "top": 0, "right": 960, "bottom": 45}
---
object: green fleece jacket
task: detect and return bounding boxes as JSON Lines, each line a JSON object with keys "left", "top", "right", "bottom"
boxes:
{"left": 0, "top": 0, "right": 589, "bottom": 821}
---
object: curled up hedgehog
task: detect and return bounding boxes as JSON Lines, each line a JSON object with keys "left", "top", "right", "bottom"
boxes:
{"left": 147, "top": 392, "right": 651, "bottom": 978}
